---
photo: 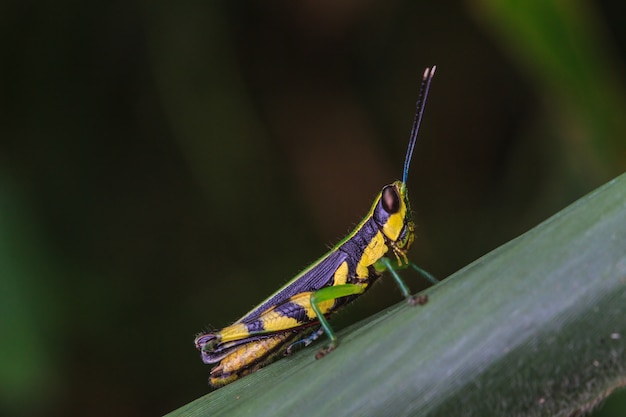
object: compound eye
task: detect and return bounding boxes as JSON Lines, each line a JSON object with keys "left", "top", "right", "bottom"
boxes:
{"left": 382, "top": 185, "right": 400, "bottom": 214}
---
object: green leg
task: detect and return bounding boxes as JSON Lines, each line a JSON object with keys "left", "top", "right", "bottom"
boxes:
{"left": 377, "top": 257, "right": 437, "bottom": 305}
{"left": 310, "top": 283, "right": 366, "bottom": 358}
{"left": 408, "top": 262, "right": 439, "bottom": 285}
{"left": 378, "top": 257, "right": 412, "bottom": 299}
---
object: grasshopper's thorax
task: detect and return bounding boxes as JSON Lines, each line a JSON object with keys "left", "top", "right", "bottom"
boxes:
{"left": 372, "top": 180, "right": 415, "bottom": 263}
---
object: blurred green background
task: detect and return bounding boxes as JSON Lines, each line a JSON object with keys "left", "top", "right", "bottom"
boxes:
{"left": 1, "top": 1, "right": 625, "bottom": 416}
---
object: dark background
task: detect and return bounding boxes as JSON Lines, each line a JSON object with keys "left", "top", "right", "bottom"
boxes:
{"left": 1, "top": 1, "right": 625, "bottom": 416}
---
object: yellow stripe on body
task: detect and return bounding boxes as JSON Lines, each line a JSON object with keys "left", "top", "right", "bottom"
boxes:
{"left": 219, "top": 310, "right": 301, "bottom": 339}
{"left": 382, "top": 206, "right": 406, "bottom": 242}
{"left": 256, "top": 309, "right": 301, "bottom": 332}
{"left": 332, "top": 261, "right": 349, "bottom": 286}
{"left": 356, "top": 231, "right": 389, "bottom": 278}
{"left": 289, "top": 292, "right": 334, "bottom": 320}
{"left": 219, "top": 323, "right": 252, "bottom": 342}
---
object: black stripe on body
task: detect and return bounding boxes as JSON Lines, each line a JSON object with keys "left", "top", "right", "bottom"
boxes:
{"left": 245, "top": 302, "right": 309, "bottom": 334}
{"left": 240, "top": 250, "right": 348, "bottom": 323}
{"left": 372, "top": 197, "right": 391, "bottom": 227}
{"left": 338, "top": 217, "right": 380, "bottom": 274}
{"left": 245, "top": 320, "right": 265, "bottom": 334}
{"left": 273, "top": 301, "right": 309, "bottom": 323}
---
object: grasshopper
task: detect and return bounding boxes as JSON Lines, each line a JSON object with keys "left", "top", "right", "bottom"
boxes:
{"left": 195, "top": 66, "right": 437, "bottom": 387}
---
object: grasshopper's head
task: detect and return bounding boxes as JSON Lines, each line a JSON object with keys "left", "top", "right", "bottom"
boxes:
{"left": 373, "top": 180, "right": 415, "bottom": 252}
{"left": 374, "top": 65, "right": 435, "bottom": 256}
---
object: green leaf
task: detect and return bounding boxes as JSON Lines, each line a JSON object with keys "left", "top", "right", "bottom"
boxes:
{"left": 167, "top": 172, "right": 626, "bottom": 417}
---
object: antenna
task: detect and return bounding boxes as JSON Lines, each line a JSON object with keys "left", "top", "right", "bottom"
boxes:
{"left": 402, "top": 66, "right": 436, "bottom": 185}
